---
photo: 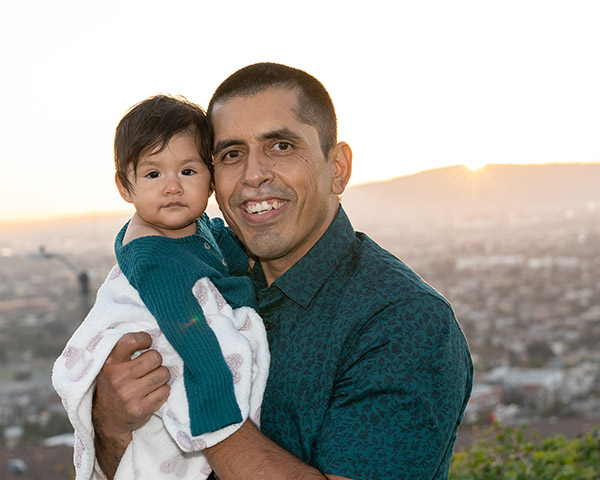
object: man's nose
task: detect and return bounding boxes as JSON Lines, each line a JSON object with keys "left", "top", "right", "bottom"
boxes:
{"left": 241, "top": 150, "right": 274, "bottom": 188}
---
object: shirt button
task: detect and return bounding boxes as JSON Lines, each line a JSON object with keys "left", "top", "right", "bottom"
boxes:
{"left": 264, "top": 321, "right": 273, "bottom": 330}
{"left": 204, "top": 242, "right": 211, "bottom": 250}
{"left": 222, "top": 258, "right": 228, "bottom": 267}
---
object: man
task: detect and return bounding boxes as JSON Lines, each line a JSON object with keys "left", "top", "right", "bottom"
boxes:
{"left": 92, "top": 63, "right": 472, "bottom": 479}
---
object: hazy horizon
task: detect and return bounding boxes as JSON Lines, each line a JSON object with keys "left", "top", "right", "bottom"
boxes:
{"left": 2, "top": 161, "right": 599, "bottom": 227}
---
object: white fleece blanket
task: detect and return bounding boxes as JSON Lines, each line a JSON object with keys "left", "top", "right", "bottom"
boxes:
{"left": 52, "top": 265, "right": 269, "bottom": 480}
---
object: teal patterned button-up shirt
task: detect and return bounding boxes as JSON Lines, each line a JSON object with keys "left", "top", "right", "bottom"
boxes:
{"left": 250, "top": 206, "right": 473, "bottom": 479}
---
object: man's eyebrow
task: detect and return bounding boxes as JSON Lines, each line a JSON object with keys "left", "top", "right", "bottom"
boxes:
{"left": 260, "top": 128, "right": 302, "bottom": 143}
{"left": 214, "top": 139, "right": 243, "bottom": 154}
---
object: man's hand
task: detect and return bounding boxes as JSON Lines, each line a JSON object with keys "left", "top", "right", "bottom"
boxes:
{"left": 92, "top": 332, "right": 170, "bottom": 478}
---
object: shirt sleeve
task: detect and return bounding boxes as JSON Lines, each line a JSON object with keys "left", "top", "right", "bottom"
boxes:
{"left": 313, "top": 296, "right": 473, "bottom": 479}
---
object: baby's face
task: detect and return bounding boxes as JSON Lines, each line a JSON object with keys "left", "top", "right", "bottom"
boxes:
{"left": 118, "top": 131, "right": 212, "bottom": 236}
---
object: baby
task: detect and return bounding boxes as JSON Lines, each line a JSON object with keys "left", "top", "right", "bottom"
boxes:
{"left": 53, "top": 95, "right": 269, "bottom": 480}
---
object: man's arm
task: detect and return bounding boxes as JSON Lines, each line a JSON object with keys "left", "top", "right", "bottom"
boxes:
{"left": 92, "top": 332, "right": 170, "bottom": 478}
{"left": 93, "top": 334, "right": 350, "bottom": 480}
{"left": 205, "top": 420, "right": 352, "bottom": 480}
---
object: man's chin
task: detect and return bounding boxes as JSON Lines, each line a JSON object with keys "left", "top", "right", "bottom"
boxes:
{"left": 243, "top": 233, "right": 288, "bottom": 263}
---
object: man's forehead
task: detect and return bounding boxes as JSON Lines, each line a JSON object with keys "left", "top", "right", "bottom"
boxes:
{"left": 212, "top": 87, "right": 299, "bottom": 116}
{"left": 211, "top": 88, "right": 306, "bottom": 139}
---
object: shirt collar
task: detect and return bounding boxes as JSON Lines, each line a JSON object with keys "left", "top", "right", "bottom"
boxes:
{"left": 250, "top": 205, "right": 356, "bottom": 309}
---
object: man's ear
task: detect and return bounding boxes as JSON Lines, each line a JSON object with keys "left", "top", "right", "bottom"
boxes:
{"left": 115, "top": 173, "right": 134, "bottom": 203}
{"left": 330, "top": 142, "right": 352, "bottom": 196}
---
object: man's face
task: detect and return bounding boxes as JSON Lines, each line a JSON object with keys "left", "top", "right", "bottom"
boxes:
{"left": 211, "top": 87, "right": 344, "bottom": 283}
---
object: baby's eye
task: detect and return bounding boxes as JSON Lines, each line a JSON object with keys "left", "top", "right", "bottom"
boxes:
{"left": 182, "top": 168, "right": 196, "bottom": 176}
{"left": 146, "top": 171, "right": 160, "bottom": 179}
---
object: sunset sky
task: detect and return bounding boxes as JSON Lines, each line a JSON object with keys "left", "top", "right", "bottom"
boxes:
{"left": 1, "top": 0, "right": 599, "bottom": 223}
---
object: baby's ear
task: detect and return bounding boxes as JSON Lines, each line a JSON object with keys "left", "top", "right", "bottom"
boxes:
{"left": 115, "top": 173, "right": 133, "bottom": 203}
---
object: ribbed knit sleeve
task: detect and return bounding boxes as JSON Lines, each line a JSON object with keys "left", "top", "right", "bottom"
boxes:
{"left": 115, "top": 220, "right": 248, "bottom": 435}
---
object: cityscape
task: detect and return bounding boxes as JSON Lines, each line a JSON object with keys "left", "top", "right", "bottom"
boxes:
{"left": 0, "top": 164, "right": 599, "bottom": 477}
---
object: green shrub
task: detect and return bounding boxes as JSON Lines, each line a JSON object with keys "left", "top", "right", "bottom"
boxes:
{"left": 450, "top": 424, "right": 600, "bottom": 479}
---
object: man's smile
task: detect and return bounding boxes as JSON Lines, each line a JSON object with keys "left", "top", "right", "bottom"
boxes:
{"left": 243, "top": 199, "right": 286, "bottom": 215}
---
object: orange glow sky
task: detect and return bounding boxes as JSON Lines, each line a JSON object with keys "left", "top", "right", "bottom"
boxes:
{"left": 1, "top": 1, "right": 599, "bottom": 223}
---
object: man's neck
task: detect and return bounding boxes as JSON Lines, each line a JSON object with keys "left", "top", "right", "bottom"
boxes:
{"left": 258, "top": 203, "right": 340, "bottom": 287}
{"left": 259, "top": 255, "right": 301, "bottom": 287}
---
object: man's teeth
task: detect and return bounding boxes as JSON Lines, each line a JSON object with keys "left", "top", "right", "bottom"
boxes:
{"left": 245, "top": 200, "right": 284, "bottom": 215}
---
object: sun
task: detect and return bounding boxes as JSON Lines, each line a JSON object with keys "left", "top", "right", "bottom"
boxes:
{"left": 464, "top": 160, "right": 487, "bottom": 171}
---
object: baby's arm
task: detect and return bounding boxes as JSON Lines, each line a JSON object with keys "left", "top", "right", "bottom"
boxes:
{"left": 118, "top": 236, "right": 242, "bottom": 436}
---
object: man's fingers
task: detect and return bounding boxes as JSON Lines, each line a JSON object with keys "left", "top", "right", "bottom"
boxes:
{"left": 94, "top": 364, "right": 170, "bottom": 431}
{"left": 126, "top": 349, "right": 165, "bottom": 379}
{"left": 142, "top": 383, "right": 171, "bottom": 413}
{"left": 116, "top": 373, "right": 170, "bottom": 426}
{"left": 92, "top": 333, "right": 171, "bottom": 445}
{"left": 106, "top": 331, "right": 153, "bottom": 364}
{"left": 98, "top": 346, "right": 169, "bottom": 398}
{"left": 130, "top": 363, "right": 170, "bottom": 398}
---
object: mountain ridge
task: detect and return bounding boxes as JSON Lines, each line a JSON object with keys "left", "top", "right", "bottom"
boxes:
{"left": 2, "top": 163, "right": 598, "bottom": 230}
{"left": 341, "top": 163, "right": 600, "bottom": 226}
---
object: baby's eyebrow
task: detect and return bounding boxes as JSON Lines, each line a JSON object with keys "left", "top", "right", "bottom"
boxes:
{"left": 138, "top": 155, "right": 203, "bottom": 168}
{"left": 137, "top": 158, "right": 160, "bottom": 168}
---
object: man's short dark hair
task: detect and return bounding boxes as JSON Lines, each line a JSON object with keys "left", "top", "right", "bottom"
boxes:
{"left": 115, "top": 94, "right": 211, "bottom": 192}
{"left": 207, "top": 62, "right": 337, "bottom": 157}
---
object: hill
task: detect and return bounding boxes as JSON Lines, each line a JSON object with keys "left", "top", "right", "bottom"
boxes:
{"left": 341, "top": 163, "right": 600, "bottom": 228}
{"left": 1, "top": 163, "right": 598, "bottom": 238}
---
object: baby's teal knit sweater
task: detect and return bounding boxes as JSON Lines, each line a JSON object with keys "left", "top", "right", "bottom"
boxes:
{"left": 115, "top": 215, "right": 255, "bottom": 436}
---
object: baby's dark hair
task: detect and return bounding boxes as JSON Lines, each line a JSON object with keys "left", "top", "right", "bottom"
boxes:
{"left": 114, "top": 94, "right": 211, "bottom": 192}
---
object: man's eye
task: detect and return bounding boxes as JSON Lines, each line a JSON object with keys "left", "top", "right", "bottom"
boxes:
{"left": 146, "top": 171, "right": 160, "bottom": 178}
{"left": 181, "top": 168, "right": 196, "bottom": 176}
{"left": 273, "top": 141, "right": 292, "bottom": 151}
{"left": 217, "top": 150, "right": 242, "bottom": 165}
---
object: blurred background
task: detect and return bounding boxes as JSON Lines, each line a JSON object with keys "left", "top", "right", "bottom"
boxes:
{"left": 1, "top": 1, "right": 599, "bottom": 477}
